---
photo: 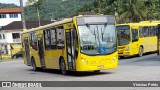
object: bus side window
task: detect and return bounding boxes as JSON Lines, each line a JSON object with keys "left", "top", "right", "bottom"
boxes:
{"left": 142, "top": 26, "right": 149, "bottom": 37}
{"left": 139, "top": 27, "right": 143, "bottom": 38}
{"left": 149, "top": 26, "right": 152, "bottom": 36}
{"left": 50, "top": 28, "right": 57, "bottom": 49}
{"left": 29, "top": 32, "right": 37, "bottom": 50}
{"left": 158, "top": 25, "right": 160, "bottom": 41}
{"left": 149, "top": 26, "right": 156, "bottom": 37}
{"left": 44, "top": 29, "right": 51, "bottom": 49}
{"left": 56, "top": 26, "right": 64, "bottom": 49}
{"left": 132, "top": 29, "right": 138, "bottom": 42}
{"left": 153, "top": 26, "right": 157, "bottom": 36}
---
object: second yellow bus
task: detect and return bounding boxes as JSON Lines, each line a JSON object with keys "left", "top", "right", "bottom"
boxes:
{"left": 117, "top": 22, "right": 159, "bottom": 58}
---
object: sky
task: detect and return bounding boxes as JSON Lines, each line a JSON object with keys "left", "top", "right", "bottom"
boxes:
{"left": 0, "top": 0, "right": 28, "bottom": 6}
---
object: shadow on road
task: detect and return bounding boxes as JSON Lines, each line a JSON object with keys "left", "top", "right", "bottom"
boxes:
{"left": 26, "top": 69, "right": 114, "bottom": 77}
{"left": 119, "top": 52, "right": 158, "bottom": 60}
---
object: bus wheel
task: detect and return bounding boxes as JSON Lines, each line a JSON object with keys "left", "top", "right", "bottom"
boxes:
{"left": 60, "top": 58, "right": 67, "bottom": 75}
{"left": 138, "top": 46, "right": 143, "bottom": 57}
{"left": 31, "top": 58, "right": 37, "bottom": 71}
{"left": 119, "top": 56, "right": 124, "bottom": 59}
{"left": 94, "top": 70, "right": 100, "bottom": 72}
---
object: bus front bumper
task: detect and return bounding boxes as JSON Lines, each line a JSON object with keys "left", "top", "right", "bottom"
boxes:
{"left": 75, "top": 59, "right": 118, "bottom": 71}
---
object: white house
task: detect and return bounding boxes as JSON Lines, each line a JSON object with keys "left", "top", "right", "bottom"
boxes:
{"left": 0, "top": 21, "right": 53, "bottom": 56}
{"left": 0, "top": 8, "right": 21, "bottom": 29}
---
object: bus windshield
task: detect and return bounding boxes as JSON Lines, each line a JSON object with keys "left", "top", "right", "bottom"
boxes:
{"left": 117, "top": 25, "right": 130, "bottom": 46}
{"left": 78, "top": 24, "right": 117, "bottom": 55}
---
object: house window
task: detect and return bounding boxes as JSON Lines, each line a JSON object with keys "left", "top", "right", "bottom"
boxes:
{"left": 9, "top": 14, "right": 18, "bottom": 18}
{"left": 0, "top": 34, "right": 2, "bottom": 39}
{"left": 12, "top": 33, "right": 20, "bottom": 39}
{"left": 3, "top": 34, "right": 5, "bottom": 39}
{"left": 0, "top": 14, "right": 6, "bottom": 18}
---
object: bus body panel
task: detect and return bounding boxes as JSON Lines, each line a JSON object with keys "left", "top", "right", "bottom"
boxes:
{"left": 117, "top": 22, "right": 159, "bottom": 57}
{"left": 76, "top": 52, "right": 118, "bottom": 71}
{"left": 21, "top": 15, "right": 118, "bottom": 72}
{"left": 158, "top": 24, "right": 160, "bottom": 55}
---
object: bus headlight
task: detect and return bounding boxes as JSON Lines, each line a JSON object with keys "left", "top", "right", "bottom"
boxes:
{"left": 112, "top": 56, "right": 117, "bottom": 62}
{"left": 126, "top": 46, "right": 131, "bottom": 51}
{"left": 82, "top": 59, "right": 88, "bottom": 64}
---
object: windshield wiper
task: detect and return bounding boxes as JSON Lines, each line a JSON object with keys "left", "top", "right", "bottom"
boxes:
{"left": 86, "top": 23, "right": 96, "bottom": 40}
{"left": 101, "top": 23, "right": 108, "bottom": 41}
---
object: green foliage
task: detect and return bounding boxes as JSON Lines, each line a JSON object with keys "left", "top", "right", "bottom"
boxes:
{"left": 1, "top": 0, "right": 159, "bottom": 23}
{"left": 78, "top": 0, "right": 160, "bottom": 23}
{"left": 0, "top": 3, "right": 18, "bottom": 8}
{"left": 24, "top": 0, "right": 93, "bottom": 20}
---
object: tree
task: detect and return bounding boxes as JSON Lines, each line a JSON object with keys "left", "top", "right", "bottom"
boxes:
{"left": 26, "top": 0, "right": 41, "bottom": 26}
{"left": 97, "top": 0, "right": 102, "bottom": 14}
{"left": 118, "top": 0, "right": 147, "bottom": 23}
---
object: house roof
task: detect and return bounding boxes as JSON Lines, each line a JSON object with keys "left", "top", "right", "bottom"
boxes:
{"left": 1, "top": 21, "right": 54, "bottom": 30}
{"left": 0, "top": 8, "right": 21, "bottom": 14}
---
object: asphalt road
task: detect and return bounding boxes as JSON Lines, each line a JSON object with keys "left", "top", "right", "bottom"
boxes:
{"left": 0, "top": 53, "right": 160, "bottom": 90}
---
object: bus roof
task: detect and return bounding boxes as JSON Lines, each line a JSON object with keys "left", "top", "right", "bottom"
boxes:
{"left": 21, "top": 15, "right": 115, "bottom": 34}
{"left": 21, "top": 18, "right": 73, "bottom": 34}
{"left": 139, "top": 21, "right": 151, "bottom": 23}
{"left": 151, "top": 20, "right": 160, "bottom": 23}
{"left": 116, "top": 23, "right": 139, "bottom": 27}
{"left": 117, "top": 21, "right": 160, "bottom": 27}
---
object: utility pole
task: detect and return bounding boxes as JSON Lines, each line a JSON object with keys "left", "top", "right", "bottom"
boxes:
{"left": 20, "top": 0, "right": 26, "bottom": 29}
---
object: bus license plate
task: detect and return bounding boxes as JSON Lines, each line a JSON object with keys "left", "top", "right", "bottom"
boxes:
{"left": 98, "top": 65, "right": 104, "bottom": 69}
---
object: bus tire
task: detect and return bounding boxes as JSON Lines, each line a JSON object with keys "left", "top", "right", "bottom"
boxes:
{"left": 138, "top": 46, "right": 143, "bottom": 57}
{"left": 31, "top": 58, "right": 37, "bottom": 71}
{"left": 94, "top": 70, "right": 100, "bottom": 72}
{"left": 119, "top": 56, "right": 124, "bottom": 59}
{"left": 60, "top": 58, "right": 67, "bottom": 75}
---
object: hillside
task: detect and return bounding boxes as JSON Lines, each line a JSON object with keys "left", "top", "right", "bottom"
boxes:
{"left": 24, "top": 0, "right": 93, "bottom": 20}
{"left": 0, "top": 0, "right": 93, "bottom": 21}
{"left": 0, "top": 3, "right": 18, "bottom": 8}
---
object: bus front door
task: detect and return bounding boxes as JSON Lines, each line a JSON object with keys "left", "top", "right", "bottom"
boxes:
{"left": 24, "top": 38, "right": 31, "bottom": 66}
{"left": 65, "top": 29, "right": 76, "bottom": 70}
{"left": 131, "top": 28, "right": 139, "bottom": 55}
{"left": 37, "top": 37, "right": 45, "bottom": 68}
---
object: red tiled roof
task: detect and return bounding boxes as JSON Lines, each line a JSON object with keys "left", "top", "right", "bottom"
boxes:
{"left": 0, "top": 8, "right": 21, "bottom": 14}
{"left": 1, "top": 21, "right": 54, "bottom": 30}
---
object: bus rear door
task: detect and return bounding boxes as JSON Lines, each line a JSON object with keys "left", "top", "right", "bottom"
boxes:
{"left": 131, "top": 27, "right": 139, "bottom": 55}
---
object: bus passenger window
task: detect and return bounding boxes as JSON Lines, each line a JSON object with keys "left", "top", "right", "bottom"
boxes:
{"left": 29, "top": 32, "right": 37, "bottom": 50}
{"left": 44, "top": 29, "right": 51, "bottom": 49}
{"left": 132, "top": 29, "right": 138, "bottom": 42}
{"left": 139, "top": 27, "right": 143, "bottom": 38}
{"left": 158, "top": 26, "right": 160, "bottom": 41}
{"left": 142, "top": 27, "right": 149, "bottom": 37}
{"left": 56, "top": 26, "right": 64, "bottom": 49}
{"left": 50, "top": 28, "right": 57, "bottom": 49}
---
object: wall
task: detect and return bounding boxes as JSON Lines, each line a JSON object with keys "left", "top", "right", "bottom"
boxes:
{"left": 0, "top": 13, "right": 21, "bottom": 27}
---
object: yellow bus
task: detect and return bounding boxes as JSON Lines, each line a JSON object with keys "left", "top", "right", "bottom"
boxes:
{"left": 21, "top": 15, "right": 118, "bottom": 74}
{"left": 117, "top": 22, "right": 158, "bottom": 58}
{"left": 158, "top": 24, "right": 160, "bottom": 55}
